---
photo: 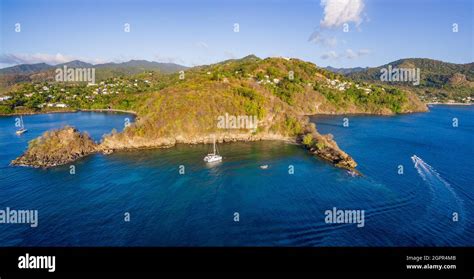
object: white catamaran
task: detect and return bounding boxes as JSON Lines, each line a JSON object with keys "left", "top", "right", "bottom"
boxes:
{"left": 16, "top": 116, "right": 28, "bottom": 135}
{"left": 203, "top": 136, "right": 222, "bottom": 163}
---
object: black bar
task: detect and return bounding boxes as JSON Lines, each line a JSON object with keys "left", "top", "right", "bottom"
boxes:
{"left": 0, "top": 247, "right": 473, "bottom": 274}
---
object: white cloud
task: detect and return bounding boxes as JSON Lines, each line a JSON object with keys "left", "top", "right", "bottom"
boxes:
{"left": 195, "top": 41, "right": 209, "bottom": 49}
{"left": 153, "top": 54, "right": 185, "bottom": 64}
{"left": 0, "top": 53, "right": 72, "bottom": 65}
{"left": 308, "top": 32, "right": 337, "bottom": 47}
{"left": 309, "top": 0, "right": 366, "bottom": 47}
{"left": 319, "top": 48, "right": 369, "bottom": 60}
{"left": 0, "top": 53, "right": 107, "bottom": 65}
{"left": 345, "top": 49, "right": 357, "bottom": 59}
{"left": 224, "top": 51, "right": 237, "bottom": 59}
{"left": 320, "top": 0, "right": 365, "bottom": 28}
{"left": 345, "top": 48, "right": 370, "bottom": 59}
{"left": 357, "top": 48, "right": 371, "bottom": 55}
{"left": 321, "top": 50, "right": 339, "bottom": 60}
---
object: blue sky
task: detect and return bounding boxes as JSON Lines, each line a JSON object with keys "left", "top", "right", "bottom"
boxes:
{"left": 0, "top": 0, "right": 472, "bottom": 68}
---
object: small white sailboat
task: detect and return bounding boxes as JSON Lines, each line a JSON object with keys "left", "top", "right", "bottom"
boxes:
{"left": 16, "top": 116, "right": 28, "bottom": 135}
{"left": 203, "top": 136, "right": 222, "bottom": 163}
{"left": 260, "top": 165, "right": 269, "bottom": 169}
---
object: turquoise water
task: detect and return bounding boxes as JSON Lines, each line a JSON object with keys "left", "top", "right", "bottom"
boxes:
{"left": 0, "top": 106, "right": 472, "bottom": 246}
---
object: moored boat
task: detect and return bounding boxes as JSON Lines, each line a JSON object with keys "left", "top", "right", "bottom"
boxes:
{"left": 204, "top": 136, "right": 222, "bottom": 163}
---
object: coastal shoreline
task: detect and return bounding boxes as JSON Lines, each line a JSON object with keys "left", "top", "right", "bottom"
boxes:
{"left": 308, "top": 110, "right": 427, "bottom": 117}
{"left": 99, "top": 133, "right": 297, "bottom": 153}
{"left": 0, "top": 109, "right": 76, "bottom": 116}
{"left": 100, "top": 138, "right": 298, "bottom": 153}
{"left": 10, "top": 123, "right": 359, "bottom": 174}
{"left": 78, "top": 109, "right": 138, "bottom": 115}
{"left": 2, "top": 106, "right": 447, "bottom": 117}
{"left": 426, "top": 102, "right": 472, "bottom": 106}
{"left": 0, "top": 108, "right": 137, "bottom": 117}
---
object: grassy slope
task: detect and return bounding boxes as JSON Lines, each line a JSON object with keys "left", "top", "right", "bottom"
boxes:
{"left": 103, "top": 56, "right": 427, "bottom": 144}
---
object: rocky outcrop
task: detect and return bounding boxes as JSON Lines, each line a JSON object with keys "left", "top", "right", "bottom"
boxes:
{"left": 448, "top": 73, "right": 474, "bottom": 87}
{"left": 300, "top": 124, "right": 359, "bottom": 173}
{"left": 449, "top": 73, "right": 467, "bottom": 85}
{"left": 310, "top": 137, "right": 358, "bottom": 170}
{"left": 12, "top": 126, "right": 97, "bottom": 168}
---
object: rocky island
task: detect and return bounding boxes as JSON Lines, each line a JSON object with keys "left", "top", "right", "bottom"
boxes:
{"left": 11, "top": 126, "right": 97, "bottom": 168}
{"left": 10, "top": 55, "right": 428, "bottom": 172}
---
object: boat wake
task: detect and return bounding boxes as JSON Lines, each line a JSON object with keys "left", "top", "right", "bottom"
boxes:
{"left": 411, "top": 155, "right": 466, "bottom": 241}
{"left": 411, "top": 155, "right": 462, "bottom": 202}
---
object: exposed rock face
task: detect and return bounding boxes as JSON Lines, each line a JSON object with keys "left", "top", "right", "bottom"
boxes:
{"left": 12, "top": 126, "right": 97, "bottom": 168}
{"left": 448, "top": 73, "right": 474, "bottom": 87}
{"left": 449, "top": 73, "right": 468, "bottom": 86}
{"left": 300, "top": 125, "right": 358, "bottom": 173}
{"left": 310, "top": 138, "right": 358, "bottom": 170}
{"left": 99, "top": 131, "right": 293, "bottom": 152}
{"left": 403, "top": 90, "right": 429, "bottom": 113}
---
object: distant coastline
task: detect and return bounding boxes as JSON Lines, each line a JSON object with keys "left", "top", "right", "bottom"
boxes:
{"left": 0, "top": 108, "right": 137, "bottom": 117}
{"left": 427, "top": 102, "right": 472, "bottom": 106}
{"left": 2, "top": 102, "right": 470, "bottom": 119}
{"left": 78, "top": 109, "right": 138, "bottom": 115}
{"left": 309, "top": 110, "right": 424, "bottom": 117}
{"left": 0, "top": 109, "right": 74, "bottom": 116}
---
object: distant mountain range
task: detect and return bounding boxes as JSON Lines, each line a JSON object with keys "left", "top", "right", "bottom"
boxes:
{"left": 0, "top": 59, "right": 187, "bottom": 75}
{"left": 1, "top": 57, "right": 472, "bottom": 103}
{"left": 324, "top": 66, "right": 368, "bottom": 75}
{"left": 4, "top": 57, "right": 471, "bottom": 87}
{"left": 326, "top": 58, "right": 474, "bottom": 88}
{"left": 0, "top": 62, "right": 53, "bottom": 75}
{"left": 324, "top": 58, "right": 473, "bottom": 103}
{"left": 0, "top": 60, "right": 188, "bottom": 93}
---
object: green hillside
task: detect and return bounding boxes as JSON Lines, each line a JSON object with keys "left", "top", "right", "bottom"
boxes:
{"left": 6, "top": 55, "right": 430, "bottom": 171}
{"left": 345, "top": 58, "right": 474, "bottom": 103}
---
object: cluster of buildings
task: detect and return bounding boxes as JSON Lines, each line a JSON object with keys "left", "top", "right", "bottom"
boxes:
{"left": 38, "top": 103, "right": 68, "bottom": 108}
{"left": 420, "top": 94, "right": 472, "bottom": 104}
{"left": 92, "top": 79, "right": 149, "bottom": 95}
{"left": 326, "top": 78, "right": 372, "bottom": 94}
{"left": 1, "top": 76, "right": 154, "bottom": 109}
{"left": 257, "top": 75, "right": 280, "bottom": 85}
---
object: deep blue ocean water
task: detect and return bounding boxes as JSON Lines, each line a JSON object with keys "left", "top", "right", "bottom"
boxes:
{"left": 0, "top": 106, "right": 472, "bottom": 246}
